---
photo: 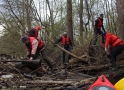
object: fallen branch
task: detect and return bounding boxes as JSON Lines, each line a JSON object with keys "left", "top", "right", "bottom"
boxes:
{"left": 70, "top": 60, "right": 124, "bottom": 72}
{"left": 14, "top": 76, "right": 103, "bottom": 86}
{"left": 0, "top": 59, "right": 40, "bottom": 62}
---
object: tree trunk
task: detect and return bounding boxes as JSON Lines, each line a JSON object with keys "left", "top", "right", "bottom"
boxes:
{"left": 79, "top": 0, "right": 84, "bottom": 37}
{"left": 67, "top": 0, "right": 73, "bottom": 42}
{"left": 116, "top": 0, "right": 124, "bottom": 40}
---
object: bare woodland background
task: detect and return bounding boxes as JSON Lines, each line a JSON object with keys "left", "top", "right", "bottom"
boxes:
{"left": 0, "top": 0, "right": 124, "bottom": 57}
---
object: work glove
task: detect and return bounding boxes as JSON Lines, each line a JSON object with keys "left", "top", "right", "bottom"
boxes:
{"left": 53, "top": 42, "right": 57, "bottom": 47}
{"left": 28, "top": 54, "right": 36, "bottom": 60}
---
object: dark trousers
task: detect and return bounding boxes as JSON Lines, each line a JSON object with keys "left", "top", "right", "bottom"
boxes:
{"left": 33, "top": 45, "right": 53, "bottom": 69}
{"left": 63, "top": 46, "right": 71, "bottom": 64}
{"left": 40, "top": 49, "right": 53, "bottom": 69}
{"left": 110, "top": 45, "right": 123, "bottom": 67}
{"left": 93, "top": 28, "right": 104, "bottom": 45}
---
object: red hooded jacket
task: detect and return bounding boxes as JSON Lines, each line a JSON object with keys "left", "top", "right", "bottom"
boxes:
{"left": 105, "top": 33, "right": 123, "bottom": 49}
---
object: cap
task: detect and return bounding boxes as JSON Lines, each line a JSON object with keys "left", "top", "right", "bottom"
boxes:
{"left": 100, "top": 14, "right": 104, "bottom": 17}
{"left": 21, "top": 36, "right": 29, "bottom": 42}
{"left": 35, "top": 25, "right": 41, "bottom": 30}
{"left": 63, "top": 32, "right": 67, "bottom": 35}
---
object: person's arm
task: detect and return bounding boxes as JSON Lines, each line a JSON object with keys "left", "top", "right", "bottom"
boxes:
{"left": 69, "top": 38, "right": 72, "bottom": 47}
{"left": 69, "top": 37, "right": 73, "bottom": 50}
{"left": 55, "top": 37, "right": 62, "bottom": 44}
{"left": 102, "top": 25, "right": 106, "bottom": 33}
{"left": 105, "top": 36, "right": 111, "bottom": 56}
{"left": 30, "top": 39, "right": 38, "bottom": 60}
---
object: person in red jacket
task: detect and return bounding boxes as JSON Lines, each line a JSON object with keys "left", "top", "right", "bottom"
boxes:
{"left": 104, "top": 32, "right": 123, "bottom": 70}
{"left": 21, "top": 36, "right": 53, "bottom": 71}
{"left": 28, "top": 25, "right": 41, "bottom": 38}
{"left": 54, "top": 32, "right": 72, "bottom": 66}
{"left": 93, "top": 14, "right": 106, "bottom": 45}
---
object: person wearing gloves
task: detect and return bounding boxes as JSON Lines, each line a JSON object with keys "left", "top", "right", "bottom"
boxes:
{"left": 104, "top": 32, "right": 123, "bottom": 70}
{"left": 54, "top": 32, "right": 73, "bottom": 65}
{"left": 93, "top": 14, "right": 106, "bottom": 45}
{"left": 21, "top": 36, "right": 53, "bottom": 71}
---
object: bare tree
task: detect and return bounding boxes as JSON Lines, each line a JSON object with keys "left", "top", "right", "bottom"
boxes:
{"left": 116, "top": 0, "right": 124, "bottom": 40}
{"left": 0, "top": 0, "right": 35, "bottom": 55}
{"left": 79, "top": 0, "right": 84, "bottom": 37}
{"left": 67, "top": 0, "right": 73, "bottom": 42}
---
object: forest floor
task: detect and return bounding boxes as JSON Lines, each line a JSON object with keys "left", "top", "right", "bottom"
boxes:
{"left": 0, "top": 44, "right": 124, "bottom": 90}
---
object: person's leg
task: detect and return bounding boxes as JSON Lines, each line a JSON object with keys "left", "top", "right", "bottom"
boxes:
{"left": 99, "top": 30, "right": 104, "bottom": 44}
{"left": 110, "top": 55, "right": 116, "bottom": 67}
{"left": 93, "top": 28, "right": 99, "bottom": 45}
{"left": 67, "top": 46, "right": 71, "bottom": 63}
{"left": 41, "top": 49, "right": 53, "bottom": 69}
{"left": 63, "top": 51, "right": 66, "bottom": 64}
{"left": 110, "top": 45, "right": 123, "bottom": 69}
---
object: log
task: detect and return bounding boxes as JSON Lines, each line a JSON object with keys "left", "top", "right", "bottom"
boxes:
{"left": 0, "top": 59, "right": 41, "bottom": 65}
{"left": 79, "top": 74, "right": 109, "bottom": 85}
{"left": 0, "top": 59, "right": 40, "bottom": 62}
{"left": 56, "top": 45, "right": 88, "bottom": 63}
{"left": 14, "top": 76, "right": 101, "bottom": 85}
{"left": 19, "top": 80, "right": 73, "bottom": 84}
{"left": 69, "top": 53, "right": 88, "bottom": 64}
{"left": 70, "top": 60, "right": 124, "bottom": 72}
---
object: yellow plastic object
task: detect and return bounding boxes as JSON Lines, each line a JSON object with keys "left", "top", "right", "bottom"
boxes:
{"left": 115, "top": 78, "right": 124, "bottom": 90}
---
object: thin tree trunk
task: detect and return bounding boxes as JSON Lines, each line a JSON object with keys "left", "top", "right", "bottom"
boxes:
{"left": 67, "top": 0, "right": 73, "bottom": 42}
{"left": 116, "top": 0, "right": 124, "bottom": 40}
{"left": 79, "top": 0, "right": 84, "bottom": 37}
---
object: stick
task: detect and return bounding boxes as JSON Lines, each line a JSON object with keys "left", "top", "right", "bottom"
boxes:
{"left": 0, "top": 59, "right": 40, "bottom": 65}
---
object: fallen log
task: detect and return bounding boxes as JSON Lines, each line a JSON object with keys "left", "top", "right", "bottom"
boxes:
{"left": 0, "top": 59, "right": 41, "bottom": 65}
{"left": 18, "top": 80, "right": 73, "bottom": 84}
{"left": 70, "top": 60, "right": 124, "bottom": 72}
{"left": 69, "top": 53, "right": 88, "bottom": 64}
{"left": 56, "top": 45, "right": 88, "bottom": 63}
{"left": 14, "top": 75, "right": 107, "bottom": 85}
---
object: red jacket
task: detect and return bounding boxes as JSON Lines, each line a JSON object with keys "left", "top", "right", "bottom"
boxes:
{"left": 96, "top": 17, "right": 103, "bottom": 28}
{"left": 105, "top": 33, "right": 123, "bottom": 49}
{"left": 26, "top": 37, "right": 44, "bottom": 55}
{"left": 61, "top": 36, "right": 70, "bottom": 45}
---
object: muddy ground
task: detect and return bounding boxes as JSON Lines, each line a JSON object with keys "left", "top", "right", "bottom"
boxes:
{"left": 0, "top": 44, "right": 124, "bottom": 90}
